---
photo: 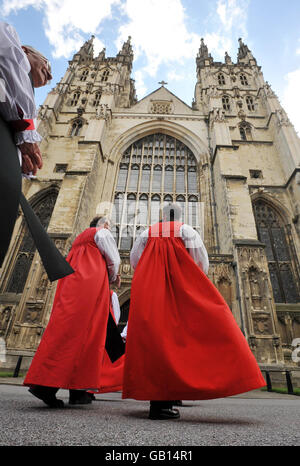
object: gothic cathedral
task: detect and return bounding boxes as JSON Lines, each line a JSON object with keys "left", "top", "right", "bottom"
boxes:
{"left": 1, "top": 36, "right": 300, "bottom": 375}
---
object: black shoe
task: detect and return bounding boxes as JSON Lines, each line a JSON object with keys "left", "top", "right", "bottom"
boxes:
{"left": 149, "top": 408, "right": 180, "bottom": 420}
{"left": 87, "top": 393, "right": 96, "bottom": 400}
{"left": 28, "top": 386, "right": 64, "bottom": 409}
{"left": 173, "top": 400, "right": 183, "bottom": 406}
{"left": 69, "top": 390, "right": 92, "bottom": 405}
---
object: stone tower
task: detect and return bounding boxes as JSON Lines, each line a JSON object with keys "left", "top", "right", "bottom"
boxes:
{"left": 0, "top": 37, "right": 299, "bottom": 376}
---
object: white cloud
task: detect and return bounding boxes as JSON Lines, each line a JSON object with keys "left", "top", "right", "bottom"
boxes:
{"left": 2, "top": 0, "right": 120, "bottom": 58}
{"left": 133, "top": 69, "right": 147, "bottom": 98}
{"left": 282, "top": 68, "right": 300, "bottom": 135}
{"left": 2, "top": 0, "right": 251, "bottom": 99}
{"left": 117, "top": 0, "right": 200, "bottom": 76}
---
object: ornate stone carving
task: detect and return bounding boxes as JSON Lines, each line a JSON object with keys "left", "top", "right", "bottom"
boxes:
{"left": 150, "top": 100, "right": 173, "bottom": 114}
{"left": 211, "top": 107, "right": 226, "bottom": 123}
{"left": 95, "top": 104, "right": 111, "bottom": 121}
{"left": 263, "top": 82, "right": 277, "bottom": 98}
{"left": 0, "top": 306, "right": 13, "bottom": 337}
{"left": 253, "top": 314, "right": 272, "bottom": 335}
{"left": 276, "top": 109, "right": 292, "bottom": 127}
{"left": 23, "top": 303, "right": 43, "bottom": 324}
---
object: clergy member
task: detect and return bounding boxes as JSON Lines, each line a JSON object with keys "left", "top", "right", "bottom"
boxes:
{"left": 0, "top": 21, "right": 73, "bottom": 281}
{"left": 89, "top": 290, "right": 125, "bottom": 398}
{"left": 122, "top": 203, "right": 266, "bottom": 420}
{"left": 24, "top": 216, "right": 123, "bottom": 408}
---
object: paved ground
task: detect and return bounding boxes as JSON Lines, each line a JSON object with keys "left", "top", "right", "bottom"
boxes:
{"left": 0, "top": 380, "right": 299, "bottom": 447}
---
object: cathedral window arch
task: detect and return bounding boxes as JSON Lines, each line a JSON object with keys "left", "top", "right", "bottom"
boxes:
{"left": 246, "top": 95, "right": 255, "bottom": 111}
{"left": 70, "top": 118, "right": 83, "bottom": 137}
{"left": 253, "top": 200, "right": 300, "bottom": 303}
{"left": 101, "top": 69, "right": 110, "bottom": 82}
{"left": 112, "top": 133, "right": 202, "bottom": 250}
{"left": 239, "top": 121, "right": 252, "bottom": 141}
{"left": 70, "top": 91, "right": 80, "bottom": 106}
{"left": 240, "top": 73, "right": 249, "bottom": 86}
{"left": 2, "top": 190, "right": 58, "bottom": 294}
{"left": 80, "top": 69, "right": 89, "bottom": 81}
{"left": 222, "top": 95, "right": 231, "bottom": 111}
{"left": 218, "top": 73, "right": 226, "bottom": 85}
{"left": 92, "top": 91, "right": 102, "bottom": 107}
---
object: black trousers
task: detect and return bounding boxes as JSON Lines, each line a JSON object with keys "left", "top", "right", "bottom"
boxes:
{"left": 0, "top": 116, "right": 74, "bottom": 281}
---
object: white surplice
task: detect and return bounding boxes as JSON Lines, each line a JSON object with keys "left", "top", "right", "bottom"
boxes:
{"left": 130, "top": 224, "right": 209, "bottom": 274}
{"left": 94, "top": 228, "right": 120, "bottom": 284}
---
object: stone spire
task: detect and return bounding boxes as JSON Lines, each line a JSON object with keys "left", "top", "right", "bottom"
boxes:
{"left": 97, "top": 47, "right": 106, "bottom": 61}
{"left": 117, "top": 36, "right": 134, "bottom": 70}
{"left": 196, "top": 38, "right": 213, "bottom": 68}
{"left": 237, "top": 38, "right": 256, "bottom": 64}
{"left": 72, "top": 35, "right": 95, "bottom": 62}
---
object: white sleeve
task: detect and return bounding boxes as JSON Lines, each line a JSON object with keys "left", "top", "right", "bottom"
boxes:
{"left": 94, "top": 229, "right": 120, "bottom": 283}
{"left": 180, "top": 224, "right": 209, "bottom": 275}
{"left": 121, "top": 323, "right": 127, "bottom": 341}
{"left": 0, "top": 22, "right": 42, "bottom": 144}
{"left": 130, "top": 229, "right": 149, "bottom": 270}
{"left": 111, "top": 291, "right": 121, "bottom": 324}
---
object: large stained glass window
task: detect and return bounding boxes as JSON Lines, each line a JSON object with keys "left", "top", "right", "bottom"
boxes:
{"left": 253, "top": 200, "right": 300, "bottom": 303}
{"left": 112, "top": 133, "right": 202, "bottom": 250}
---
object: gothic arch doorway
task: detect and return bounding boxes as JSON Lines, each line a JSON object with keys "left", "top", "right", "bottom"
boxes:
{"left": 253, "top": 199, "right": 300, "bottom": 303}
{"left": 3, "top": 190, "right": 59, "bottom": 294}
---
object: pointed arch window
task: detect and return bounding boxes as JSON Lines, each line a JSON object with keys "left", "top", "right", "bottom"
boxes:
{"left": 80, "top": 69, "right": 89, "bottom": 81}
{"left": 4, "top": 191, "right": 58, "bottom": 294}
{"left": 246, "top": 95, "right": 255, "bottom": 111}
{"left": 218, "top": 73, "right": 225, "bottom": 85}
{"left": 239, "top": 122, "right": 252, "bottom": 141}
{"left": 151, "top": 194, "right": 161, "bottom": 224}
{"left": 92, "top": 91, "right": 102, "bottom": 107}
{"left": 176, "top": 195, "right": 185, "bottom": 222}
{"left": 240, "top": 73, "right": 249, "bottom": 86}
{"left": 70, "top": 92, "right": 80, "bottom": 106}
{"left": 101, "top": 69, "right": 110, "bottom": 82}
{"left": 253, "top": 200, "right": 300, "bottom": 303}
{"left": 70, "top": 119, "right": 83, "bottom": 137}
{"left": 113, "top": 133, "right": 201, "bottom": 249}
{"left": 152, "top": 165, "right": 162, "bottom": 193}
{"left": 222, "top": 95, "right": 231, "bottom": 111}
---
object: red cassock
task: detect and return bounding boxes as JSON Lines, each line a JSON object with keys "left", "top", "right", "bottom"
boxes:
{"left": 24, "top": 228, "right": 113, "bottom": 390}
{"left": 91, "top": 290, "right": 124, "bottom": 394}
{"left": 122, "top": 221, "right": 266, "bottom": 401}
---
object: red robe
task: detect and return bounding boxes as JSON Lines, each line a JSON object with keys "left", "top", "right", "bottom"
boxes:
{"left": 24, "top": 228, "right": 112, "bottom": 390}
{"left": 91, "top": 291, "right": 124, "bottom": 394}
{"left": 122, "top": 221, "right": 266, "bottom": 401}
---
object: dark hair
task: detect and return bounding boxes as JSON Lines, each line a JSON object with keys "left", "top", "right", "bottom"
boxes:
{"left": 162, "top": 203, "right": 182, "bottom": 221}
{"left": 90, "top": 216, "right": 102, "bottom": 228}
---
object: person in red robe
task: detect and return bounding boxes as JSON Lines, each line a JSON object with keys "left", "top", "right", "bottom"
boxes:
{"left": 24, "top": 216, "right": 121, "bottom": 408}
{"left": 122, "top": 203, "right": 266, "bottom": 420}
{"left": 89, "top": 290, "right": 125, "bottom": 396}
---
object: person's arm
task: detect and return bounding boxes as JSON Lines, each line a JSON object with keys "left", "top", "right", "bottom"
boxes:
{"left": 94, "top": 229, "right": 121, "bottom": 283}
{"left": 111, "top": 291, "right": 121, "bottom": 325}
{"left": 0, "top": 22, "right": 42, "bottom": 145}
{"left": 121, "top": 323, "right": 127, "bottom": 342}
{"left": 180, "top": 224, "right": 209, "bottom": 275}
{"left": 130, "top": 229, "right": 149, "bottom": 270}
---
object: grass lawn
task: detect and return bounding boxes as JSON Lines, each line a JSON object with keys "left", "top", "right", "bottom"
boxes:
{"left": 261, "top": 386, "right": 300, "bottom": 396}
{"left": 0, "top": 371, "right": 25, "bottom": 378}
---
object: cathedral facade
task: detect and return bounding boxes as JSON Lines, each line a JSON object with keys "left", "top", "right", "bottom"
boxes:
{"left": 1, "top": 36, "right": 300, "bottom": 375}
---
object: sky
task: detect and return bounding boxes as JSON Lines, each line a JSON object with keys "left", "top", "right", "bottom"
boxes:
{"left": 1, "top": 0, "right": 300, "bottom": 134}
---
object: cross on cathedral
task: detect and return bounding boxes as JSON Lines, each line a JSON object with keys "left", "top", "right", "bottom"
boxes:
{"left": 158, "top": 80, "right": 168, "bottom": 87}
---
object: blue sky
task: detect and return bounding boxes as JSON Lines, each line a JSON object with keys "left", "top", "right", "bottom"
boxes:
{"left": 1, "top": 0, "right": 300, "bottom": 133}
